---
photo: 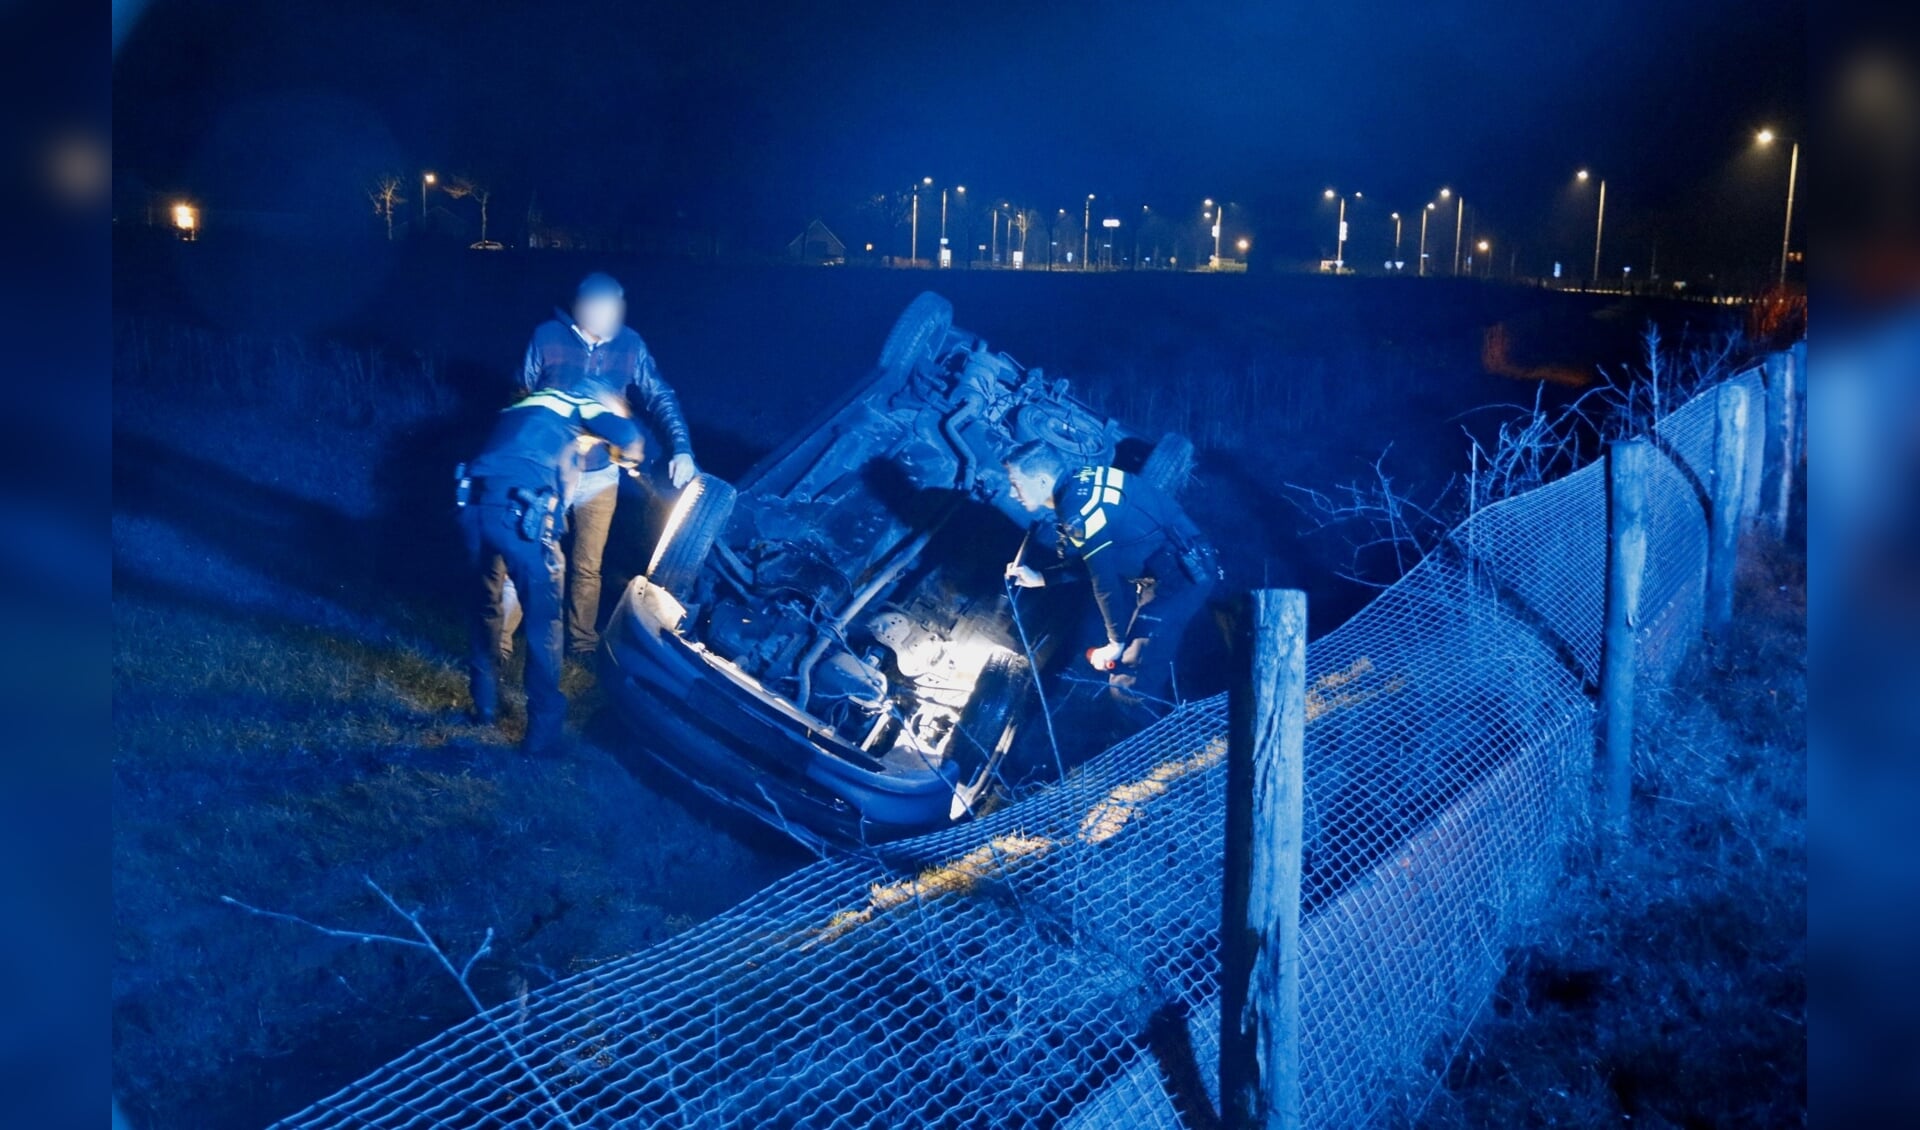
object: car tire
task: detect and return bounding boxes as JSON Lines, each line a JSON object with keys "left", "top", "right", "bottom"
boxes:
{"left": 1015, "top": 401, "right": 1112, "bottom": 463}
{"left": 949, "top": 651, "right": 1033, "bottom": 780}
{"left": 646, "top": 473, "right": 737, "bottom": 599}
{"left": 1141, "top": 432, "right": 1196, "bottom": 496}
{"left": 877, "top": 291, "right": 954, "bottom": 375}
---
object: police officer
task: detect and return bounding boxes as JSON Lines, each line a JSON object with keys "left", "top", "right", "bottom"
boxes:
{"left": 518, "top": 273, "right": 698, "bottom": 658}
{"left": 1002, "top": 440, "right": 1220, "bottom": 700}
{"left": 459, "top": 387, "right": 643, "bottom": 753}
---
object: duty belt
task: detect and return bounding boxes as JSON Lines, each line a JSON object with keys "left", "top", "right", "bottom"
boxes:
{"left": 454, "top": 464, "right": 558, "bottom": 541}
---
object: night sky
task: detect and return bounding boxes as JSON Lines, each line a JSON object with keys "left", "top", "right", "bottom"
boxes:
{"left": 113, "top": 0, "right": 1805, "bottom": 279}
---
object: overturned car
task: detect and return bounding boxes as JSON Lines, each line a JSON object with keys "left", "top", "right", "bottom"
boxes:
{"left": 601, "top": 293, "right": 1195, "bottom": 848}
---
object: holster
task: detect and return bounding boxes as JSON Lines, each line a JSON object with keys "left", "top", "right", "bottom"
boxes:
{"left": 508, "top": 486, "right": 558, "bottom": 542}
{"left": 1175, "top": 540, "right": 1221, "bottom": 585}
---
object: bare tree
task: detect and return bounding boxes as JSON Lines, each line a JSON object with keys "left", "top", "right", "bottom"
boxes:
{"left": 1015, "top": 208, "right": 1041, "bottom": 259}
{"left": 367, "top": 173, "right": 405, "bottom": 241}
{"left": 446, "top": 175, "right": 496, "bottom": 246}
{"left": 857, "top": 191, "right": 910, "bottom": 258}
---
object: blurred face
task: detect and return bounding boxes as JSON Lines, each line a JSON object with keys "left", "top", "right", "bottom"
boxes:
{"left": 1007, "top": 466, "right": 1057, "bottom": 513}
{"left": 572, "top": 296, "right": 626, "bottom": 341}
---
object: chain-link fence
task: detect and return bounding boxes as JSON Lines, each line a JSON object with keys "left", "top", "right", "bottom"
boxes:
{"left": 270, "top": 353, "right": 1797, "bottom": 1129}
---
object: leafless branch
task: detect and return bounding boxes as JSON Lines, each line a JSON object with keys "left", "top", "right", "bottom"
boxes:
{"left": 225, "top": 876, "right": 578, "bottom": 1129}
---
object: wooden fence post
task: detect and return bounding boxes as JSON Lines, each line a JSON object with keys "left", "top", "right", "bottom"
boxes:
{"left": 1221, "top": 590, "right": 1309, "bottom": 1130}
{"left": 1602, "top": 440, "right": 1650, "bottom": 836}
{"left": 1706, "top": 383, "right": 1753, "bottom": 639}
{"left": 1759, "top": 352, "right": 1796, "bottom": 539}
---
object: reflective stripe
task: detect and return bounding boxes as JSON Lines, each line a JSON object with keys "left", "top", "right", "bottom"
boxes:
{"left": 1082, "top": 540, "right": 1112, "bottom": 560}
{"left": 515, "top": 389, "right": 614, "bottom": 420}
{"left": 517, "top": 391, "right": 585, "bottom": 418}
{"left": 1079, "top": 471, "right": 1104, "bottom": 516}
{"left": 1081, "top": 506, "right": 1109, "bottom": 537}
{"left": 1079, "top": 467, "right": 1126, "bottom": 516}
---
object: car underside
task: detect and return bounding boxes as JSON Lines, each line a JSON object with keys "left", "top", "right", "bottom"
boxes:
{"left": 602, "top": 292, "right": 1195, "bottom": 848}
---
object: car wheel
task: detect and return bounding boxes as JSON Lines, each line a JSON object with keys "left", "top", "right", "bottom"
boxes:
{"left": 1015, "top": 401, "right": 1112, "bottom": 463}
{"left": 949, "top": 651, "right": 1033, "bottom": 782}
{"left": 646, "top": 473, "right": 737, "bottom": 599}
{"left": 1141, "top": 432, "right": 1196, "bottom": 496}
{"left": 878, "top": 291, "right": 954, "bottom": 375}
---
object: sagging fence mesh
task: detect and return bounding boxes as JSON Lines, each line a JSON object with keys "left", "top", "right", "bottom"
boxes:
{"left": 272, "top": 359, "right": 1792, "bottom": 1129}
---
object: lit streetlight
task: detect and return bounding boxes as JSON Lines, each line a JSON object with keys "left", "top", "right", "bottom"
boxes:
{"left": 1419, "top": 202, "right": 1435, "bottom": 276}
{"left": 1440, "top": 188, "right": 1465, "bottom": 276}
{"left": 171, "top": 201, "right": 197, "bottom": 241}
{"left": 1083, "top": 194, "right": 1095, "bottom": 270}
{"left": 940, "top": 185, "right": 963, "bottom": 269}
{"left": 1575, "top": 169, "right": 1607, "bottom": 289}
{"left": 1755, "top": 129, "right": 1800, "bottom": 287}
{"left": 1203, "top": 198, "right": 1225, "bottom": 267}
{"left": 1323, "top": 188, "right": 1356, "bottom": 272}
{"left": 1390, "top": 211, "right": 1402, "bottom": 268}
{"left": 421, "top": 171, "right": 436, "bottom": 221}
{"left": 911, "top": 176, "right": 932, "bottom": 266}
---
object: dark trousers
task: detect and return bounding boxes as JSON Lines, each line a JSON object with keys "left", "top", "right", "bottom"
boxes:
{"left": 563, "top": 467, "right": 620, "bottom": 655}
{"left": 464, "top": 503, "right": 566, "bottom": 736}
{"left": 1118, "top": 574, "right": 1215, "bottom": 699}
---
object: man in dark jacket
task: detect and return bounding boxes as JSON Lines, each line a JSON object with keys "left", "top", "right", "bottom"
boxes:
{"left": 518, "top": 273, "right": 697, "bottom": 657}
{"left": 1002, "top": 440, "right": 1220, "bottom": 700}
{"left": 460, "top": 387, "right": 643, "bottom": 753}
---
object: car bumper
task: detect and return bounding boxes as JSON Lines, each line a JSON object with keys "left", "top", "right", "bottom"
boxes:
{"left": 600, "top": 577, "right": 964, "bottom": 847}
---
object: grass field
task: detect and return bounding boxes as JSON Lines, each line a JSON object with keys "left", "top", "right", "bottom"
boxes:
{"left": 111, "top": 242, "right": 1780, "bottom": 1128}
{"left": 1418, "top": 534, "right": 1806, "bottom": 1128}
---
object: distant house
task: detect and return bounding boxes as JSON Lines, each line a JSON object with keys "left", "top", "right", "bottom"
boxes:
{"left": 787, "top": 219, "right": 846, "bottom": 266}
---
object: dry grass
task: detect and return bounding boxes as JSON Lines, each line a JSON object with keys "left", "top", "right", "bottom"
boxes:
{"left": 111, "top": 321, "right": 790, "bottom": 1130}
{"left": 114, "top": 316, "right": 455, "bottom": 423}
{"left": 1415, "top": 534, "right": 1806, "bottom": 1128}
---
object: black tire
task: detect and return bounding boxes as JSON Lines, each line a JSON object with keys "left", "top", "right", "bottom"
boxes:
{"left": 645, "top": 473, "right": 737, "bottom": 599}
{"left": 949, "top": 652, "right": 1033, "bottom": 780}
{"left": 877, "top": 291, "right": 954, "bottom": 375}
{"left": 1141, "top": 432, "right": 1196, "bottom": 496}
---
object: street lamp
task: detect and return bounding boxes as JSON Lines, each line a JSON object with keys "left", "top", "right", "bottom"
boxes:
{"left": 421, "top": 171, "right": 436, "bottom": 221}
{"left": 1390, "top": 212, "right": 1402, "bottom": 268}
{"left": 1755, "top": 129, "right": 1800, "bottom": 287}
{"left": 1442, "top": 189, "right": 1465, "bottom": 277}
{"left": 1476, "top": 238, "right": 1491, "bottom": 279}
{"left": 1083, "top": 194, "right": 1095, "bottom": 270}
{"left": 170, "top": 201, "right": 197, "bottom": 241}
{"left": 912, "top": 177, "right": 932, "bottom": 266}
{"left": 1324, "top": 188, "right": 1355, "bottom": 272}
{"left": 1419, "top": 202, "right": 1435, "bottom": 276}
{"left": 1575, "top": 169, "right": 1607, "bottom": 289}
{"left": 940, "top": 185, "right": 963, "bottom": 268}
